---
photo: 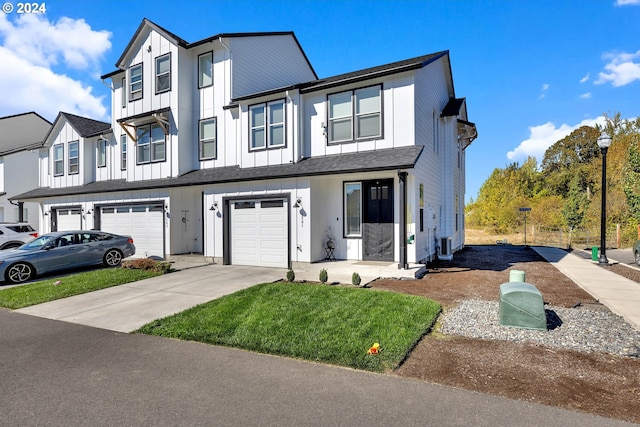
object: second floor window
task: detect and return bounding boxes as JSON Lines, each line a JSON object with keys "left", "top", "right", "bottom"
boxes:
{"left": 156, "top": 54, "right": 171, "bottom": 94}
{"left": 328, "top": 85, "right": 381, "bottom": 143}
{"left": 199, "top": 118, "right": 216, "bottom": 160}
{"left": 129, "top": 63, "right": 142, "bottom": 101}
{"left": 98, "top": 139, "right": 106, "bottom": 168}
{"left": 249, "top": 100, "right": 284, "bottom": 150}
{"left": 53, "top": 144, "right": 63, "bottom": 176}
{"left": 198, "top": 52, "right": 213, "bottom": 88}
{"left": 121, "top": 135, "right": 127, "bottom": 170}
{"left": 136, "top": 124, "right": 165, "bottom": 164}
{"left": 121, "top": 77, "right": 126, "bottom": 107}
{"left": 68, "top": 141, "right": 79, "bottom": 174}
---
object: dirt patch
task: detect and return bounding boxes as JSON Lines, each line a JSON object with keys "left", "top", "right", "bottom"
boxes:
{"left": 370, "top": 245, "right": 640, "bottom": 424}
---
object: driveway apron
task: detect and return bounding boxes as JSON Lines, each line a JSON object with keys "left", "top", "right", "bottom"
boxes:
{"left": 16, "top": 264, "right": 286, "bottom": 333}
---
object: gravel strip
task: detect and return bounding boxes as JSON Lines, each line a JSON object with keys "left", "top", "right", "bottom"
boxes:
{"left": 439, "top": 300, "right": 640, "bottom": 358}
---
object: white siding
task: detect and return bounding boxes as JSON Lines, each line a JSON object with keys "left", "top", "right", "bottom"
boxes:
{"left": 229, "top": 35, "right": 316, "bottom": 99}
{"left": 48, "top": 122, "right": 85, "bottom": 188}
{"left": 0, "top": 151, "right": 40, "bottom": 228}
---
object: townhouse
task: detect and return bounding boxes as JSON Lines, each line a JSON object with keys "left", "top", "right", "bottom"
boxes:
{"left": 13, "top": 18, "right": 477, "bottom": 268}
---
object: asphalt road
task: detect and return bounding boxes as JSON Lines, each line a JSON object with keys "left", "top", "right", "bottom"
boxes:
{"left": 1, "top": 310, "right": 635, "bottom": 427}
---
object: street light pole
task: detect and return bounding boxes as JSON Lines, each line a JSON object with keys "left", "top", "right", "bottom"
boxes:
{"left": 597, "top": 131, "right": 612, "bottom": 265}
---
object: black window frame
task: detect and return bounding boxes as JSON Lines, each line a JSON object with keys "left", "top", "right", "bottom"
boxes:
{"left": 198, "top": 51, "right": 213, "bottom": 88}
{"left": 327, "top": 84, "right": 383, "bottom": 145}
{"left": 136, "top": 123, "right": 166, "bottom": 165}
{"left": 120, "top": 134, "right": 127, "bottom": 170}
{"left": 129, "top": 63, "right": 143, "bottom": 102}
{"left": 248, "top": 99, "right": 286, "bottom": 152}
{"left": 68, "top": 140, "right": 79, "bottom": 175}
{"left": 155, "top": 53, "right": 171, "bottom": 94}
{"left": 199, "top": 117, "right": 217, "bottom": 160}
{"left": 97, "top": 139, "right": 107, "bottom": 168}
{"left": 53, "top": 144, "right": 64, "bottom": 176}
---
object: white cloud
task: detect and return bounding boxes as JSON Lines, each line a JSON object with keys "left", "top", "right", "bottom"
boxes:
{"left": 0, "top": 14, "right": 111, "bottom": 120}
{"left": 538, "top": 83, "right": 549, "bottom": 99}
{"left": 615, "top": 0, "right": 640, "bottom": 5}
{"left": 580, "top": 73, "right": 589, "bottom": 83}
{"left": 595, "top": 50, "right": 640, "bottom": 87}
{"left": 506, "top": 117, "right": 607, "bottom": 161}
{"left": 580, "top": 92, "right": 592, "bottom": 99}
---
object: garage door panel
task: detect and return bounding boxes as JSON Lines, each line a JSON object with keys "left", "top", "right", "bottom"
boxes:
{"left": 101, "top": 204, "right": 164, "bottom": 259}
{"left": 56, "top": 209, "right": 82, "bottom": 231}
{"left": 231, "top": 199, "right": 288, "bottom": 268}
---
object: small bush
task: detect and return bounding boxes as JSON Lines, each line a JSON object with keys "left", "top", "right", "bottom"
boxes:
{"left": 319, "top": 268, "right": 328, "bottom": 284}
{"left": 352, "top": 272, "right": 361, "bottom": 286}
{"left": 286, "top": 269, "right": 295, "bottom": 282}
{"left": 122, "top": 258, "right": 173, "bottom": 273}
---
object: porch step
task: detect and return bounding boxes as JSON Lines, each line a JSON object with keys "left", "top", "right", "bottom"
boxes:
{"left": 166, "top": 254, "right": 214, "bottom": 265}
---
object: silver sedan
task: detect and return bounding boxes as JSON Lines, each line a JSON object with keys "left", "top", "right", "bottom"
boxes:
{"left": 0, "top": 230, "right": 136, "bottom": 284}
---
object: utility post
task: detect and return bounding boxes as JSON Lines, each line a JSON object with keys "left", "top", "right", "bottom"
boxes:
{"left": 519, "top": 207, "right": 531, "bottom": 247}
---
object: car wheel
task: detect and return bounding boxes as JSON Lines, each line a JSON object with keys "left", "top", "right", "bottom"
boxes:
{"left": 1, "top": 243, "right": 21, "bottom": 250}
{"left": 6, "top": 262, "right": 34, "bottom": 283}
{"left": 635, "top": 251, "right": 640, "bottom": 267}
{"left": 103, "top": 249, "right": 123, "bottom": 267}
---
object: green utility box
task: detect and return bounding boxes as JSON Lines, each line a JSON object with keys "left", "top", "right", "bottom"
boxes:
{"left": 509, "top": 270, "right": 525, "bottom": 282}
{"left": 592, "top": 246, "right": 598, "bottom": 261}
{"left": 499, "top": 282, "right": 547, "bottom": 331}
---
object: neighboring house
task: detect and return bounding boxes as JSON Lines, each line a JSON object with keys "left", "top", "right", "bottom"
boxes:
{"left": 12, "top": 18, "right": 477, "bottom": 268}
{"left": 0, "top": 112, "right": 51, "bottom": 228}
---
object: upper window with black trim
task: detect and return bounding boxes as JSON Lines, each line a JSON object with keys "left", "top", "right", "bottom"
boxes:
{"left": 129, "top": 63, "right": 143, "bottom": 101}
{"left": 68, "top": 141, "right": 79, "bottom": 174}
{"left": 98, "top": 139, "right": 107, "bottom": 168}
{"left": 155, "top": 53, "right": 171, "bottom": 94}
{"left": 136, "top": 123, "right": 166, "bottom": 164}
{"left": 249, "top": 100, "right": 285, "bottom": 151}
{"left": 328, "top": 85, "right": 381, "bottom": 144}
{"left": 121, "top": 134, "right": 127, "bottom": 170}
{"left": 199, "top": 117, "right": 216, "bottom": 160}
{"left": 198, "top": 52, "right": 213, "bottom": 88}
{"left": 121, "top": 77, "right": 126, "bottom": 107}
{"left": 53, "top": 144, "right": 64, "bottom": 176}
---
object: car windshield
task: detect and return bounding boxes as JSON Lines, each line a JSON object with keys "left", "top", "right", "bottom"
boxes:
{"left": 19, "top": 235, "right": 56, "bottom": 250}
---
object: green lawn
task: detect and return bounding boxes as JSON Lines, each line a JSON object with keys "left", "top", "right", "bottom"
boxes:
{"left": 0, "top": 268, "right": 161, "bottom": 309}
{"left": 137, "top": 282, "right": 441, "bottom": 372}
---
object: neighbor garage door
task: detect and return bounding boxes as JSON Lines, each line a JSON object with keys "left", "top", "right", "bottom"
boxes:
{"left": 56, "top": 208, "right": 82, "bottom": 231}
{"left": 100, "top": 204, "right": 164, "bottom": 259}
{"left": 231, "top": 199, "right": 288, "bottom": 268}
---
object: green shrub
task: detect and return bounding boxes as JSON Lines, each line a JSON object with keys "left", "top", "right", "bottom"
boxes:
{"left": 352, "top": 272, "right": 361, "bottom": 286}
{"left": 319, "top": 268, "right": 328, "bottom": 283}
{"left": 286, "top": 269, "right": 295, "bottom": 282}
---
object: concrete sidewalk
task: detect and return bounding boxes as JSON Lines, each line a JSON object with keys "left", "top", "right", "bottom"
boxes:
{"left": 532, "top": 246, "right": 640, "bottom": 330}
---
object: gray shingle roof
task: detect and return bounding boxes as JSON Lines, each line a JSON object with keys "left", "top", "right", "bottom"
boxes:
{"left": 11, "top": 146, "right": 423, "bottom": 200}
{"left": 60, "top": 112, "right": 111, "bottom": 137}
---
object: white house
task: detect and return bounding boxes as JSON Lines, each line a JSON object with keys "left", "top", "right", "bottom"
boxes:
{"left": 0, "top": 112, "right": 51, "bottom": 228}
{"left": 12, "top": 18, "right": 477, "bottom": 269}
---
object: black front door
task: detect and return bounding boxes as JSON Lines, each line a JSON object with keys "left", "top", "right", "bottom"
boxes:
{"left": 363, "top": 179, "right": 394, "bottom": 261}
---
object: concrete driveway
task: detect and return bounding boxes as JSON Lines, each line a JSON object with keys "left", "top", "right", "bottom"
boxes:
{"left": 16, "top": 264, "right": 286, "bottom": 332}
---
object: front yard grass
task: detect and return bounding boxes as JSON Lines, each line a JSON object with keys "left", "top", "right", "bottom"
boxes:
{"left": 0, "top": 268, "right": 161, "bottom": 309}
{"left": 136, "top": 282, "right": 441, "bottom": 372}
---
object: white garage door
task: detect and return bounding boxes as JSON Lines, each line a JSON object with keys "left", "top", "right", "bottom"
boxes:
{"left": 231, "top": 199, "right": 288, "bottom": 268}
{"left": 100, "top": 204, "right": 164, "bottom": 259}
{"left": 56, "top": 208, "right": 82, "bottom": 231}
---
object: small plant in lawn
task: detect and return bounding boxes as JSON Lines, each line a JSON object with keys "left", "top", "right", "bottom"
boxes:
{"left": 352, "top": 272, "right": 361, "bottom": 286}
{"left": 319, "top": 268, "right": 328, "bottom": 283}
{"left": 286, "top": 269, "right": 295, "bottom": 282}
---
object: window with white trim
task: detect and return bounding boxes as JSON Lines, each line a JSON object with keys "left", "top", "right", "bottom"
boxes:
{"left": 199, "top": 118, "right": 216, "bottom": 160}
{"left": 344, "top": 182, "right": 362, "bottom": 237}
{"left": 68, "top": 141, "right": 79, "bottom": 174}
{"left": 53, "top": 144, "right": 63, "bottom": 176}
{"left": 198, "top": 52, "right": 213, "bottom": 88}
{"left": 328, "top": 85, "right": 381, "bottom": 143}
{"left": 249, "top": 100, "right": 284, "bottom": 150}
{"left": 155, "top": 54, "right": 171, "bottom": 94}
{"left": 121, "top": 135, "right": 127, "bottom": 170}
{"left": 136, "top": 123, "right": 165, "bottom": 164}
{"left": 98, "top": 139, "right": 106, "bottom": 168}
{"left": 129, "top": 63, "right": 142, "bottom": 101}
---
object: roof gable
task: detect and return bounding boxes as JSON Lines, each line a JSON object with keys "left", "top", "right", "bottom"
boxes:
{"left": 43, "top": 112, "right": 111, "bottom": 146}
{"left": 0, "top": 112, "right": 51, "bottom": 155}
{"left": 115, "top": 18, "right": 187, "bottom": 69}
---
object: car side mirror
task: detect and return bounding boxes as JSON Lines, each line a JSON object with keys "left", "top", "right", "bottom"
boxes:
{"left": 43, "top": 242, "right": 55, "bottom": 250}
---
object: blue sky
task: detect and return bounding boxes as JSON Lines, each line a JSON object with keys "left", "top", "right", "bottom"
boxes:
{"left": 1, "top": 0, "right": 639, "bottom": 202}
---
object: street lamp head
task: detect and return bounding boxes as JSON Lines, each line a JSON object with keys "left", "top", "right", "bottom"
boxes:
{"left": 597, "top": 131, "right": 612, "bottom": 149}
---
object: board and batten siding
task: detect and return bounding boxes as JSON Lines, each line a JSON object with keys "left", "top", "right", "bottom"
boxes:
{"left": 48, "top": 122, "right": 85, "bottom": 189}
{"left": 411, "top": 59, "right": 453, "bottom": 262}
{"left": 229, "top": 35, "right": 316, "bottom": 99}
